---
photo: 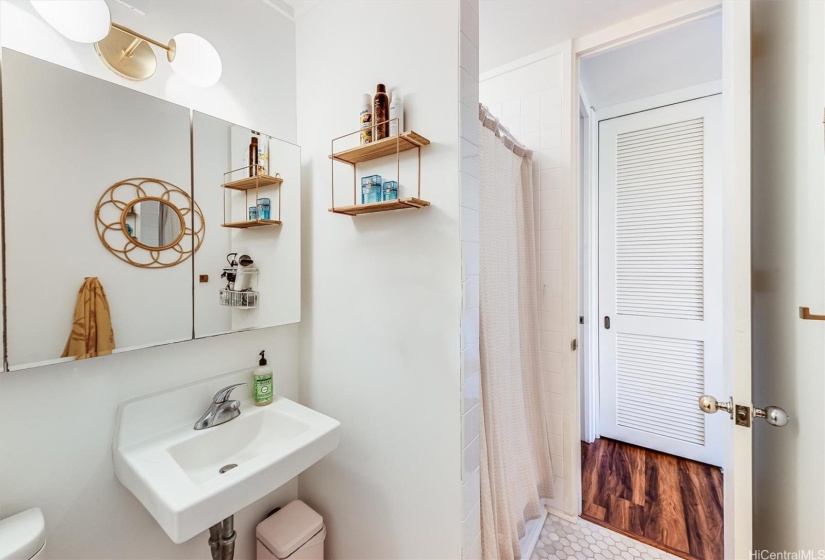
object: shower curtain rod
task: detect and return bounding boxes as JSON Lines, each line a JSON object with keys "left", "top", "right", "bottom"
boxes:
{"left": 478, "top": 103, "right": 533, "bottom": 158}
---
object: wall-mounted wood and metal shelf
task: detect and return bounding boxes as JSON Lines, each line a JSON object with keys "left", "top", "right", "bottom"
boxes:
{"left": 222, "top": 167, "right": 283, "bottom": 228}
{"left": 329, "top": 197, "right": 430, "bottom": 216}
{"left": 221, "top": 219, "right": 282, "bottom": 229}
{"left": 328, "top": 121, "right": 431, "bottom": 216}
{"left": 330, "top": 131, "right": 429, "bottom": 165}
{"left": 223, "top": 174, "right": 283, "bottom": 191}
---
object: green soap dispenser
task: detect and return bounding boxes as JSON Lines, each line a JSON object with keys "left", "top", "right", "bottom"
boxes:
{"left": 254, "top": 350, "right": 274, "bottom": 406}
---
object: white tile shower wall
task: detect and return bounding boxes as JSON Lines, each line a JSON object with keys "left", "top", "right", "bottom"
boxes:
{"left": 460, "top": 0, "right": 482, "bottom": 558}
{"left": 0, "top": 2, "right": 300, "bottom": 559}
{"left": 481, "top": 51, "right": 571, "bottom": 514}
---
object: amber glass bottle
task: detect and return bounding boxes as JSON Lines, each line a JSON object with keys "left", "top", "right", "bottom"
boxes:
{"left": 373, "top": 84, "right": 389, "bottom": 140}
{"left": 249, "top": 136, "right": 259, "bottom": 177}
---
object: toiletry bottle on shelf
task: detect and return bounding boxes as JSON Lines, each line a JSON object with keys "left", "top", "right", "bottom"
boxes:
{"left": 361, "top": 175, "right": 383, "bottom": 204}
{"left": 374, "top": 84, "right": 389, "bottom": 140}
{"left": 382, "top": 180, "right": 399, "bottom": 201}
{"left": 360, "top": 94, "right": 373, "bottom": 145}
{"left": 257, "top": 197, "right": 271, "bottom": 220}
{"left": 257, "top": 137, "right": 269, "bottom": 175}
{"left": 254, "top": 350, "right": 273, "bottom": 406}
{"left": 249, "top": 136, "right": 259, "bottom": 177}
{"left": 389, "top": 90, "right": 404, "bottom": 137}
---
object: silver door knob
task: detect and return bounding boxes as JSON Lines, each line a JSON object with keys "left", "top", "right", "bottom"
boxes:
{"left": 754, "top": 405, "right": 790, "bottom": 427}
{"left": 698, "top": 395, "right": 733, "bottom": 416}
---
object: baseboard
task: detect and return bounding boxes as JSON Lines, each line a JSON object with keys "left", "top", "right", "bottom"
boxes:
{"left": 519, "top": 501, "right": 550, "bottom": 559}
{"left": 545, "top": 506, "right": 577, "bottom": 523}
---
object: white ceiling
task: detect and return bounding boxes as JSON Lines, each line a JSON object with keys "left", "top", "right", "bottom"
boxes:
{"left": 479, "top": 0, "right": 686, "bottom": 72}
{"left": 579, "top": 13, "right": 722, "bottom": 110}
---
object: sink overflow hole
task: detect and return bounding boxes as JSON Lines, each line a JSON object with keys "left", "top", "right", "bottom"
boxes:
{"left": 219, "top": 464, "right": 238, "bottom": 474}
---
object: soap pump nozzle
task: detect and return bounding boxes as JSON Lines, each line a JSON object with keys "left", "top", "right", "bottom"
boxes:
{"left": 259, "top": 350, "right": 267, "bottom": 366}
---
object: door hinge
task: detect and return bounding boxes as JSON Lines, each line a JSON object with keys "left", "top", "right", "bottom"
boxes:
{"left": 735, "top": 404, "right": 751, "bottom": 427}
{"left": 571, "top": 338, "right": 578, "bottom": 351}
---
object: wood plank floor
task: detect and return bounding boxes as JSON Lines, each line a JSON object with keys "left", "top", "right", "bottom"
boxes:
{"left": 581, "top": 438, "right": 724, "bottom": 560}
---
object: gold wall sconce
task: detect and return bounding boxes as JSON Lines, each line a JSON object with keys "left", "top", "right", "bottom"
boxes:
{"left": 30, "top": 0, "right": 222, "bottom": 87}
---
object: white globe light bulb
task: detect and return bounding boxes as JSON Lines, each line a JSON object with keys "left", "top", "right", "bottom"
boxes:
{"left": 168, "top": 33, "right": 222, "bottom": 88}
{"left": 30, "top": 0, "right": 111, "bottom": 43}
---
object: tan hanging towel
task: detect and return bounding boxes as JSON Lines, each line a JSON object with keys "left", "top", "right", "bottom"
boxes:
{"left": 61, "top": 277, "right": 115, "bottom": 360}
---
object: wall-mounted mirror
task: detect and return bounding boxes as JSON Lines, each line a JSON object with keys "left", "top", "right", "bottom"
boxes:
{"left": 1, "top": 49, "right": 194, "bottom": 369}
{"left": 0, "top": 50, "right": 301, "bottom": 370}
{"left": 125, "top": 200, "right": 184, "bottom": 249}
{"left": 192, "top": 112, "right": 301, "bottom": 338}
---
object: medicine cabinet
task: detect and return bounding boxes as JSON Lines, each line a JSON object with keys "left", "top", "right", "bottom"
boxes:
{"left": 0, "top": 49, "right": 302, "bottom": 371}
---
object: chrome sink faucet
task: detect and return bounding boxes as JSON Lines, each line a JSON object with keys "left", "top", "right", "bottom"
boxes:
{"left": 194, "top": 383, "right": 246, "bottom": 430}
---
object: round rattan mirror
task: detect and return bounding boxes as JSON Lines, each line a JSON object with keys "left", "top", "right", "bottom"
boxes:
{"left": 95, "top": 177, "right": 204, "bottom": 268}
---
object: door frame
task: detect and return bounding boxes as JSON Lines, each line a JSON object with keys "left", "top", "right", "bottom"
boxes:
{"left": 567, "top": 1, "right": 752, "bottom": 557}
{"left": 579, "top": 88, "right": 599, "bottom": 444}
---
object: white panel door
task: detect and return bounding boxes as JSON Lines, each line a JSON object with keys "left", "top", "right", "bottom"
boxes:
{"left": 598, "top": 95, "right": 725, "bottom": 466}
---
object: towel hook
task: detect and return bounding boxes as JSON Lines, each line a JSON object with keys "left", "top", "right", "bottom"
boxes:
{"left": 799, "top": 307, "right": 825, "bottom": 321}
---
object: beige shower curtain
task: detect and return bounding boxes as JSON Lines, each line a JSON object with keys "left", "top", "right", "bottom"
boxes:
{"left": 478, "top": 116, "right": 554, "bottom": 560}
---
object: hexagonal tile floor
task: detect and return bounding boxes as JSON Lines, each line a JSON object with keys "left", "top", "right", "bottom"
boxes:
{"left": 530, "top": 514, "right": 681, "bottom": 560}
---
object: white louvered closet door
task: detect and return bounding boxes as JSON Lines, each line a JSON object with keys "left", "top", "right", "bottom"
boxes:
{"left": 598, "top": 96, "right": 724, "bottom": 466}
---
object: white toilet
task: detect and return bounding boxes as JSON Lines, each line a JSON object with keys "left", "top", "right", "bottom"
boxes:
{"left": 0, "top": 508, "right": 46, "bottom": 560}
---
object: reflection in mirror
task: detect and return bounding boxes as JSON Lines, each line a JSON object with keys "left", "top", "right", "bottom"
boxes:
{"left": 1, "top": 49, "right": 194, "bottom": 370}
{"left": 124, "top": 199, "right": 184, "bottom": 249}
{"left": 192, "top": 112, "right": 302, "bottom": 338}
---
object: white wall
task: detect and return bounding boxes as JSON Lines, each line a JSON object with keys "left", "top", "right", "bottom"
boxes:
{"left": 752, "top": 0, "right": 825, "bottom": 552}
{"left": 480, "top": 50, "right": 573, "bottom": 516}
{"left": 459, "top": 0, "right": 482, "bottom": 557}
{"left": 0, "top": 1, "right": 301, "bottom": 558}
{"left": 295, "top": 1, "right": 464, "bottom": 558}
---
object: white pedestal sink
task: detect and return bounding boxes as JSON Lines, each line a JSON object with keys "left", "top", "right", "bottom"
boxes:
{"left": 113, "top": 373, "right": 340, "bottom": 544}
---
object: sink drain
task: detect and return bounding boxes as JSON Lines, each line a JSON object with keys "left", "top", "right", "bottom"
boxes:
{"left": 219, "top": 464, "right": 238, "bottom": 474}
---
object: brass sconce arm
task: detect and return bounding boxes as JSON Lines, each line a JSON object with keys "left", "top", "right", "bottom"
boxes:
{"left": 112, "top": 22, "right": 174, "bottom": 60}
